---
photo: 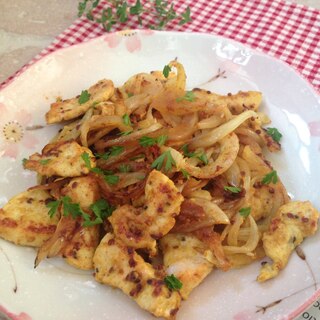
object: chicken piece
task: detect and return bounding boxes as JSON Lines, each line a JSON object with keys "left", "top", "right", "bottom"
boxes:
{"left": 46, "top": 79, "right": 114, "bottom": 124}
{"left": 109, "top": 170, "right": 183, "bottom": 255}
{"left": 61, "top": 175, "right": 100, "bottom": 209}
{"left": 209, "top": 90, "right": 262, "bottom": 114}
{"left": 94, "top": 233, "right": 181, "bottom": 319}
{"left": 160, "top": 233, "right": 214, "bottom": 299}
{"left": 248, "top": 182, "right": 290, "bottom": 221}
{"left": 24, "top": 140, "right": 95, "bottom": 178}
{"left": 35, "top": 176, "right": 101, "bottom": 269}
{"left": 257, "top": 201, "right": 319, "bottom": 282}
{"left": 0, "top": 189, "right": 59, "bottom": 247}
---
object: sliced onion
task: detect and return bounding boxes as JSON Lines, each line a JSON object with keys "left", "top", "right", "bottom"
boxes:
{"left": 189, "top": 110, "right": 258, "bottom": 149}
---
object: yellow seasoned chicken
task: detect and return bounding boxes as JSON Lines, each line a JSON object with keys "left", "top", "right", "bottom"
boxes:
{"left": 94, "top": 233, "right": 181, "bottom": 320}
{"left": 24, "top": 140, "right": 95, "bottom": 177}
{"left": 35, "top": 176, "right": 101, "bottom": 269}
{"left": 258, "top": 201, "right": 319, "bottom": 282}
{"left": 109, "top": 170, "right": 184, "bottom": 255}
{"left": 46, "top": 79, "right": 114, "bottom": 124}
{"left": 0, "top": 189, "right": 59, "bottom": 247}
{"left": 160, "top": 233, "right": 214, "bottom": 299}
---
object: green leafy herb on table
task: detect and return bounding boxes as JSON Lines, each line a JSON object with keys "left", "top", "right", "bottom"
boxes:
{"left": 77, "top": 0, "right": 192, "bottom": 31}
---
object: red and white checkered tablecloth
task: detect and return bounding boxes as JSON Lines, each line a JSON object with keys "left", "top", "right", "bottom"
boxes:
{"left": 1, "top": 0, "right": 319, "bottom": 92}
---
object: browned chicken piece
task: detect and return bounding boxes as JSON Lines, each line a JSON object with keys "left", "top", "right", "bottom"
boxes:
{"left": 24, "top": 140, "right": 95, "bottom": 178}
{"left": 160, "top": 233, "right": 214, "bottom": 299}
{"left": 258, "top": 201, "right": 319, "bottom": 282}
{"left": 94, "top": 233, "right": 181, "bottom": 319}
{"left": 109, "top": 170, "right": 184, "bottom": 255}
{"left": 207, "top": 90, "right": 262, "bottom": 115}
{"left": 35, "top": 176, "right": 101, "bottom": 270}
{"left": 0, "top": 189, "right": 59, "bottom": 247}
{"left": 46, "top": 79, "right": 114, "bottom": 124}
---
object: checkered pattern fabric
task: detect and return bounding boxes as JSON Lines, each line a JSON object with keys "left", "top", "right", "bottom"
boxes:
{"left": 1, "top": 0, "right": 319, "bottom": 92}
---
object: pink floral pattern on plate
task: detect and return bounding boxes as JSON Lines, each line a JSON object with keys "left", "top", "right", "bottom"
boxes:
{"left": 308, "top": 121, "right": 320, "bottom": 137}
{"left": 0, "top": 305, "right": 31, "bottom": 320}
{"left": 0, "top": 103, "right": 38, "bottom": 159}
{"left": 104, "top": 29, "right": 154, "bottom": 53}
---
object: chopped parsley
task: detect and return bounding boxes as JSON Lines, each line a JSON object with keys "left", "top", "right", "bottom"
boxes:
{"left": 96, "top": 146, "right": 124, "bottom": 160}
{"left": 81, "top": 152, "right": 119, "bottom": 185}
{"left": 122, "top": 113, "right": 132, "bottom": 126}
{"left": 224, "top": 186, "right": 242, "bottom": 193}
{"left": 47, "top": 200, "right": 60, "bottom": 218}
{"left": 164, "top": 274, "right": 183, "bottom": 291}
{"left": 181, "top": 144, "right": 208, "bottom": 165}
{"left": 139, "top": 135, "right": 168, "bottom": 147}
{"left": 181, "top": 144, "right": 196, "bottom": 158}
{"left": 151, "top": 150, "right": 176, "bottom": 171}
{"left": 83, "top": 199, "right": 115, "bottom": 227}
{"left": 22, "top": 158, "right": 28, "bottom": 166}
{"left": 46, "top": 196, "right": 88, "bottom": 220}
{"left": 262, "top": 170, "right": 278, "bottom": 185}
{"left": 176, "top": 91, "right": 195, "bottom": 102}
{"left": 118, "top": 164, "right": 131, "bottom": 172}
{"left": 118, "top": 130, "right": 133, "bottom": 136}
{"left": 47, "top": 197, "right": 114, "bottom": 227}
{"left": 197, "top": 153, "right": 208, "bottom": 165}
{"left": 265, "top": 127, "right": 282, "bottom": 143}
{"left": 181, "top": 169, "right": 190, "bottom": 179}
{"left": 78, "top": 90, "right": 91, "bottom": 104}
{"left": 163, "top": 65, "right": 172, "bottom": 78}
{"left": 39, "top": 159, "right": 51, "bottom": 165}
{"left": 239, "top": 207, "right": 251, "bottom": 218}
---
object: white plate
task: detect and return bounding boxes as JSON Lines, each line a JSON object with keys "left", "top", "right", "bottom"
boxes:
{"left": 0, "top": 30, "right": 319, "bottom": 320}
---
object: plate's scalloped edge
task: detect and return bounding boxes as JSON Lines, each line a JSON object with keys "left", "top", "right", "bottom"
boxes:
{"left": 0, "top": 30, "right": 319, "bottom": 96}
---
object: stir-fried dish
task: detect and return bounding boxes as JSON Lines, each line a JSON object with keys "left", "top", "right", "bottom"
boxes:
{"left": 0, "top": 61, "right": 318, "bottom": 319}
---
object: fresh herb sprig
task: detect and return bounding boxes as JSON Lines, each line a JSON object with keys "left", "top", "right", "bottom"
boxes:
{"left": 47, "top": 197, "right": 114, "bottom": 227}
{"left": 151, "top": 150, "right": 176, "bottom": 171}
{"left": 81, "top": 152, "right": 119, "bottom": 185}
{"left": 224, "top": 186, "right": 241, "bottom": 193}
{"left": 239, "top": 207, "right": 251, "bottom": 218}
{"left": 265, "top": 127, "right": 282, "bottom": 143}
{"left": 261, "top": 170, "right": 278, "bottom": 185}
{"left": 164, "top": 274, "right": 182, "bottom": 290}
{"left": 77, "top": 0, "right": 192, "bottom": 31}
{"left": 139, "top": 135, "right": 168, "bottom": 147}
{"left": 181, "top": 144, "right": 208, "bottom": 165}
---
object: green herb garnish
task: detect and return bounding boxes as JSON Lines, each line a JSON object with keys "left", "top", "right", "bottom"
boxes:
{"left": 96, "top": 146, "right": 124, "bottom": 161}
{"left": 83, "top": 199, "right": 115, "bottom": 227}
{"left": 181, "top": 169, "right": 190, "bottom": 179}
{"left": 176, "top": 91, "right": 195, "bottom": 102}
{"left": 119, "top": 164, "right": 131, "bottom": 172}
{"left": 163, "top": 65, "right": 172, "bottom": 78}
{"left": 164, "top": 274, "right": 183, "bottom": 290}
{"left": 139, "top": 135, "right": 168, "bottom": 147}
{"left": 239, "top": 207, "right": 251, "bottom": 218}
{"left": 78, "top": 90, "right": 91, "bottom": 104}
{"left": 265, "top": 127, "right": 282, "bottom": 143}
{"left": 224, "top": 186, "right": 242, "bottom": 193}
{"left": 151, "top": 150, "right": 176, "bottom": 171}
{"left": 262, "top": 170, "right": 278, "bottom": 185}
{"left": 122, "top": 114, "right": 132, "bottom": 126}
